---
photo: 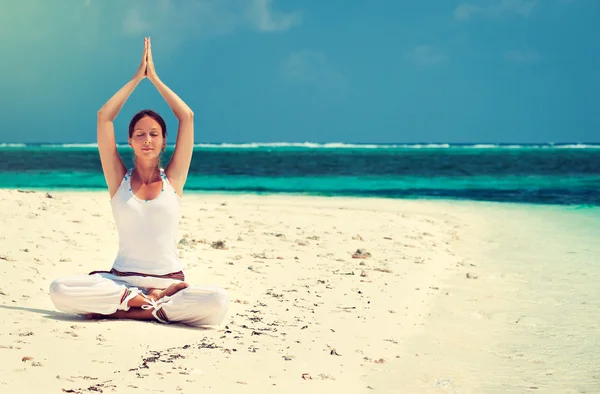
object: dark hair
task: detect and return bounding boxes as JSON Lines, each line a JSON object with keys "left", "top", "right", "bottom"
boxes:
{"left": 128, "top": 109, "right": 167, "bottom": 139}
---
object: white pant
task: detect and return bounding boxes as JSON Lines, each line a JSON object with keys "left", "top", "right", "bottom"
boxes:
{"left": 49, "top": 273, "right": 230, "bottom": 327}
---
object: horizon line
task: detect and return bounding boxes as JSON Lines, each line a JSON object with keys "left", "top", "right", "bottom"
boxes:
{"left": 2, "top": 141, "right": 600, "bottom": 146}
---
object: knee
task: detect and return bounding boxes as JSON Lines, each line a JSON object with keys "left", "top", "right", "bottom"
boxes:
{"left": 48, "top": 278, "right": 69, "bottom": 309}
{"left": 49, "top": 276, "right": 81, "bottom": 304}
{"left": 192, "top": 286, "right": 230, "bottom": 326}
{"left": 165, "top": 286, "right": 231, "bottom": 327}
{"left": 213, "top": 287, "right": 230, "bottom": 312}
{"left": 48, "top": 278, "right": 63, "bottom": 299}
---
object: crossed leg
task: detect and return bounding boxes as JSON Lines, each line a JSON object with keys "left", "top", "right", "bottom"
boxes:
{"left": 86, "top": 281, "right": 190, "bottom": 321}
{"left": 50, "top": 274, "right": 229, "bottom": 327}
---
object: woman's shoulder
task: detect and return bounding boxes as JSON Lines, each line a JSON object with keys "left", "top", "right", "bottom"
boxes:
{"left": 160, "top": 168, "right": 184, "bottom": 200}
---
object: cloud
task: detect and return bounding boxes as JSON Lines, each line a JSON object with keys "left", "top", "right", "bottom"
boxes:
{"left": 454, "top": 4, "right": 484, "bottom": 21}
{"left": 454, "top": 0, "right": 537, "bottom": 21}
{"left": 505, "top": 50, "right": 542, "bottom": 63}
{"left": 248, "top": 0, "right": 302, "bottom": 32}
{"left": 122, "top": 0, "right": 301, "bottom": 41}
{"left": 0, "top": 0, "right": 302, "bottom": 91}
{"left": 281, "top": 50, "right": 348, "bottom": 98}
{"left": 404, "top": 45, "right": 447, "bottom": 67}
{"left": 123, "top": 8, "right": 152, "bottom": 36}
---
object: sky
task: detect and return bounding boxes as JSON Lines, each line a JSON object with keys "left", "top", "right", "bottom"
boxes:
{"left": 0, "top": 0, "right": 598, "bottom": 144}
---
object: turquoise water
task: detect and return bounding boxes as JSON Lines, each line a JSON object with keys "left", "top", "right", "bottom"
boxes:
{"left": 1, "top": 143, "right": 599, "bottom": 205}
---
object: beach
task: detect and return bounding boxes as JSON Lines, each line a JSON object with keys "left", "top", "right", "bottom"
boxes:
{"left": 0, "top": 189, "right": 598, "bottom": 393}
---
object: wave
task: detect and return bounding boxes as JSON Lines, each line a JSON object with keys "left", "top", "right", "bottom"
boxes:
{"left": 2, "top": 142, "right": 600, "bottom": 149}
{"left": 192, "top": 142, "right": 600, "bottom": 149}
{"left": 551, "top": 144, "right": 600, "bottom": 149}
{"left": 174, "top": 186, "right": 600, "bottom": 206}
{"left": 0, "top": 143, "right": 27, "bottom": 147}
{"left": 43, "top": 143, "right": 100, "bottom": 148}
{"left": 192, "top": 142, "right": 402, "bottom": 149}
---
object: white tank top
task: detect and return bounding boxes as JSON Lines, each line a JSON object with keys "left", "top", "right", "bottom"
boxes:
{"left": 109, "top": 168, "right": 183, "bottom": 276}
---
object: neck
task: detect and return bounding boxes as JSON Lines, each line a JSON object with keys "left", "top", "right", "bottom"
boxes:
{"left": 134, "top": 160, "right": 160, "bottom": 185}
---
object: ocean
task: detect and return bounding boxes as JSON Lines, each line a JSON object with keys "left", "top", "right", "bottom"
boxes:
{"left": 1, "top": 142, "right": 599, "bottom": 206}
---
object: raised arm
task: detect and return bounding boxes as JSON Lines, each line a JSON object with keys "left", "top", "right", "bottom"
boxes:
{"left": 146, "top": 38, "right": 194, "bottom": 196}
{"left": 97, "top": 37, "right": 149, "bottom": 199}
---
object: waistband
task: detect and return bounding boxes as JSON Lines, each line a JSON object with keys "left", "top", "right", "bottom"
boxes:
{"left": 88, "top": 268, "right": 185, "bottom": 281}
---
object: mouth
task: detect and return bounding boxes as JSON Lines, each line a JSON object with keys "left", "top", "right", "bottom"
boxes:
{"left": 142, "top": 148, "right": 153, "bottom": 151}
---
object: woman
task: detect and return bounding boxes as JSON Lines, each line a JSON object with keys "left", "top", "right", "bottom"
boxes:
{"left": 49, "top": 37, "right": 230, "bottom": 327}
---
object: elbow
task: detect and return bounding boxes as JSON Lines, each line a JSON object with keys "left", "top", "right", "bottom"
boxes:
{"left": 97, "top": 110, "right": 108, "bottom": 122}
{"left": 97, "top": 110, "right": 116, "bottom": 123}
{"left": 180, "top": 110, "right": 194, "bottom": 121}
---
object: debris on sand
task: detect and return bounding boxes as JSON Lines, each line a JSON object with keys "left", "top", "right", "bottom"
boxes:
{"left": 352, "top": 249, "right": 371, "bottom": 259}
{"left": 177, "top": 238, "right": 190, "bottom": 249}
{"left": 211, "top": 240, "right": 227, "bottom": 249}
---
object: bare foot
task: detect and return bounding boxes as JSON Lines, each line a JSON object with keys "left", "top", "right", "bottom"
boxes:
{"left": 85, "top": 313, "right": 105, "bottom": 320}
{"left": 147, "top": 282, "right": 189, "bottom": 302}
{"left": 85, "top": 308, "right": 155, "bottom": 321}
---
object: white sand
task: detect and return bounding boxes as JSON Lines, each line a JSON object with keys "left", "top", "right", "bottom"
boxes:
{"left": 0, "top": 189, "right": 598, "bottom": 393}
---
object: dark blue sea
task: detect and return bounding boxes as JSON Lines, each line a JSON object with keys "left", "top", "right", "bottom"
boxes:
{"left": 1, "top": 142, "right": 599, "bottom": 206}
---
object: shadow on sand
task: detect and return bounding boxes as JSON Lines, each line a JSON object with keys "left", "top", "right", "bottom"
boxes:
{"left": 0, "top": 304, "right": 215, "bottom": 330}
{"left": 0, "top": 304, "right": 84, "bottom": 322}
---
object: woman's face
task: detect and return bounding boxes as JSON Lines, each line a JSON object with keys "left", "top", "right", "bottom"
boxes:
{"left": 129, "top": 116, "right": 164, "bottom": 159}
